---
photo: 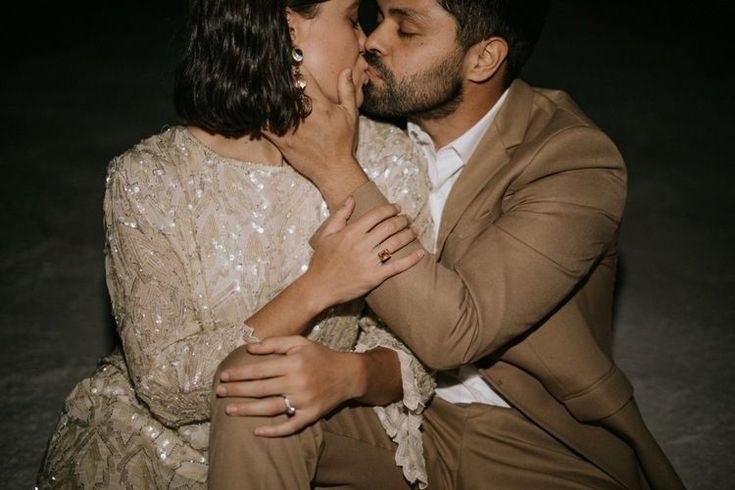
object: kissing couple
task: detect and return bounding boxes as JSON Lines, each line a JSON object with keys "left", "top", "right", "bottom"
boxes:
{"left": 40, "top": 1, "right": 683, "bottom": 489}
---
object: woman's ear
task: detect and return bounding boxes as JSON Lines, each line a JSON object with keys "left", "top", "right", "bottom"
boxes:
{"left": 285, "top": 8, "right": 304, "bottom": 45}
{"left": 465, "top": 37, "right": 509, "bottom": 84}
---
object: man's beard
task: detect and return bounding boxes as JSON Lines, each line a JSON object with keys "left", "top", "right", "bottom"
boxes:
{"left": 362, "top": 49, "right": 464, "bottom": 121}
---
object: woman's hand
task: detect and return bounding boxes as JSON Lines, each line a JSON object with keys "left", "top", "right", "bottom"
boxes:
{"left": 216, "top": 336, "right": 367, "bottom": 437}
{"left": 305, "top": 196, "right": 425, "bottom": 308}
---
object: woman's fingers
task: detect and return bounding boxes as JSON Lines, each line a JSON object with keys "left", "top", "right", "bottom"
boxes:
{"left": 367, "top": 215, "right": 412, "bottom": 247}
{"left": 374, "top": 227, "right": 418, "bottom": 257}
{"left": 352, "top": 203, "right": 401, "bottom": 233}
{"left": 379, "top": 250, "right": 426, "bottom": 279}
{"left": 319, "top": 196, "right": 355, "bottom": 237}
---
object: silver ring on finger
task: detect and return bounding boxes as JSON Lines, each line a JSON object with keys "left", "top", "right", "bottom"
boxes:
{"left": 282, "top": 395, "right": 297, "bottom": 417}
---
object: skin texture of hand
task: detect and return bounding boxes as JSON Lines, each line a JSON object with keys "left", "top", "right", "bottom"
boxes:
{"left": 216, "top": 336, "right": 402, "bottom": 437}
{"left": 266, "top": 68, "right": 368, "bottom": 209}
{"left": 305, "top": 196, "right": 426, "bottom": 308}
{"left": 244, "top": 197, "right": 424, "bottom": 339}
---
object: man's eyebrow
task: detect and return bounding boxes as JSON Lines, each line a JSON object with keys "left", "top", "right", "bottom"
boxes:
{"left": 387, "top": 7, "right": 430, "bottom": 24}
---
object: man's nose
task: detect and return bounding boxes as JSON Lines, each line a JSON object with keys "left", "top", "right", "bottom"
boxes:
{"left": 365, "top": 23, "right": 387, "bottom": 56}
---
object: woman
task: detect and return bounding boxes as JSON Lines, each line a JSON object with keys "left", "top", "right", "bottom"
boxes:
{"left": 37, "top": 0, "right": 433, "bottom": 488}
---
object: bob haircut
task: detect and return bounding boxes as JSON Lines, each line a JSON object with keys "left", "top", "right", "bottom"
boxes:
{"left": 174, "top": 0, "right": 328, "bottom": 138}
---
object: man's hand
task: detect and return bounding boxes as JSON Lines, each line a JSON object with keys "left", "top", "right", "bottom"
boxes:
{"left": 266, "top": 68, "right": 368, "bottom": 209}
{"left": 216, "top": 336, "right": 366, "bottom": 437}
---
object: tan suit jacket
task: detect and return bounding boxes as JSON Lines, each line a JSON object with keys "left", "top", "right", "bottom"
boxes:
{"left": 351, "top": 80, "right": 684, "bottom": 489}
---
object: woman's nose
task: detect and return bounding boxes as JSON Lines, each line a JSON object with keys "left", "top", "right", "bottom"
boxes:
{"left": 357, "top": 24, "right": 367, "bottom": 51}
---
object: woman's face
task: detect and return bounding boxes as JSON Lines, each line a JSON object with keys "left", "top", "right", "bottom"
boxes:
{"left": 290, "top": 0, "right": 368, "bottom": 106}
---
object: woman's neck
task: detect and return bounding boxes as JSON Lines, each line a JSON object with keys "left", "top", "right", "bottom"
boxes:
{"left": 186, "top": 126, "right": 284, "bottom": 166}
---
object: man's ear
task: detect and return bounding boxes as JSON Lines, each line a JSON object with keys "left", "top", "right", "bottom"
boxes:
{"left": 465, "top": 37, "right": 509, "bottom": 83}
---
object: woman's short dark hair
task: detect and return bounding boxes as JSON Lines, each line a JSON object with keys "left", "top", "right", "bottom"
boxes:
{"left": 174, "top": 0, "right": 327, "bottom": 138}
{"left": 440, "top": 0, "right": 549, "bottom": 86}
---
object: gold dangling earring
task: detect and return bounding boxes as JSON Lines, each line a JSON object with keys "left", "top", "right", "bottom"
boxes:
{"left": 291, "top": 47, "right": 312, "bottom": 118}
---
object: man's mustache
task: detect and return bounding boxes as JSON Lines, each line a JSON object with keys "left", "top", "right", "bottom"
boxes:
{"left": 363, "top": 51, "right": 392, "bottom": 80}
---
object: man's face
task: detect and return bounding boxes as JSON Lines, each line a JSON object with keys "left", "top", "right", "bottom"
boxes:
{"left": 363, "top": 0, "right": 466, "bottom": 120}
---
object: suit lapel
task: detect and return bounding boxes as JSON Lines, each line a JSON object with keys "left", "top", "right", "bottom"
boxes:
{"left": 435, "top": 80, "right": 536, "bottom": 256}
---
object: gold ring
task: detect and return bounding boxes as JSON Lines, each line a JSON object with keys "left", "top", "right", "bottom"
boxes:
{"left": 378, "top": 249, "right": 392, "bottom": 263}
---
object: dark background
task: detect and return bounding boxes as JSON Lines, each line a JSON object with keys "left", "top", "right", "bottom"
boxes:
{"left": 2, "top": 1, "right": 733, "bottom": 487}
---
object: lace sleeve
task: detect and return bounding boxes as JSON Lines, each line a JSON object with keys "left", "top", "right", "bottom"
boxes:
{"left": 357, "top": 117, "right": 434, "bottom": 249}
{"left": 355, "top": 313, "right": 435, "bottom": 489}
{"left": 104, "top": 154, "right": 257, "bottom": 428}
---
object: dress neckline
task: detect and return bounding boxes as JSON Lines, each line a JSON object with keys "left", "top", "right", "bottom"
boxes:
{"left": 176, "top": 126, "right": 294, "bottom": 173}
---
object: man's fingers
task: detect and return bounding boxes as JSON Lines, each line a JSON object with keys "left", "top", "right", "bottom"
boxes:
{"left": 217, "top": 378, "right": 287, "bottom": 399}
{"left": 337, "top": 68, "right": 358, "bottom": 119}
{"left": 245, "top": 336, "right": 307, "bottom": 355}
{"left": 353, "top": 203, "right": 401, "bottom": 233}
{"left": 254, "top": 414, "right": 312, "bottom": 438}
{"left": 219, "top": 356, "right": 290, "bottom": 383}
{"left": 300, "top": 63, "right": 331, "bottom": 106}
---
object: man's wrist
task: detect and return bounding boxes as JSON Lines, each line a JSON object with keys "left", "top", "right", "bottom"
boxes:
{"left": 349, "top": 348, "right": 402, "bottom": 405}
{"left": 314, "top": 157, "right": 368, "bottom": 210}
{"left": 342, "top": 351, "right": 370, "bottom": 401}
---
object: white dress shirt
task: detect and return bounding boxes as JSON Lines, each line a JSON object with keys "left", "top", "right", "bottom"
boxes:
{"left": 407, "top": 90, "right": 511, "bottom": 407}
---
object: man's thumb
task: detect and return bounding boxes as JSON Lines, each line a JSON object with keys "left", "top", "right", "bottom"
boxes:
{"left": 337, "top": 68, "right": 358, "bottom": 117}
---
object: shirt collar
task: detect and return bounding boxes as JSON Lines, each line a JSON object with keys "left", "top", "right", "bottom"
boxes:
{"left": 407, "top": 89, "right": 509, "bottom": 165}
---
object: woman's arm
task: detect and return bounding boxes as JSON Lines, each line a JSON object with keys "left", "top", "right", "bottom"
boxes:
{"left": 245, "top": 197, "right": 424, "bottom": 339}
{"left": 216, "top": 336, "right": 402, "bottom": 436}
{"left": 105, "top": 154, "right": 260, "bottom": 427}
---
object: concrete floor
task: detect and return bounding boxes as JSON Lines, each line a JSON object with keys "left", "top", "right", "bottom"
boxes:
{"left": 2, "top": 2, "right": 733, "bottom": 488}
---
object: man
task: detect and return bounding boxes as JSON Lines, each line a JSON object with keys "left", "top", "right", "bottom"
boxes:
{"left": 212, "top": 0, "right": 684, "bottom": 488}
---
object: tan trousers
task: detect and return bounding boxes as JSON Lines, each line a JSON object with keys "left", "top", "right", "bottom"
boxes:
{"left": 208, "top": 346, "right": 627, "bottom": 489}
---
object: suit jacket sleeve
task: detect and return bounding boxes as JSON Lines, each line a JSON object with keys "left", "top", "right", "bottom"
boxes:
{"left": 352, "top": 126, "right": 626, "bottom": 370}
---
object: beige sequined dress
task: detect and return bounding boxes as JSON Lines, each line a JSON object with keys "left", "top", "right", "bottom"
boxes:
{"left": 38, "top": 118, "right": 435, "bottom": 489}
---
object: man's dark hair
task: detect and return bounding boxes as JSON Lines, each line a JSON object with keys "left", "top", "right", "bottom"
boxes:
{"left": 440, "top": 0, "right": 549, "bottom": 86}
{"left": 174, "top": 0, "right": 327, "bottom": 138}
